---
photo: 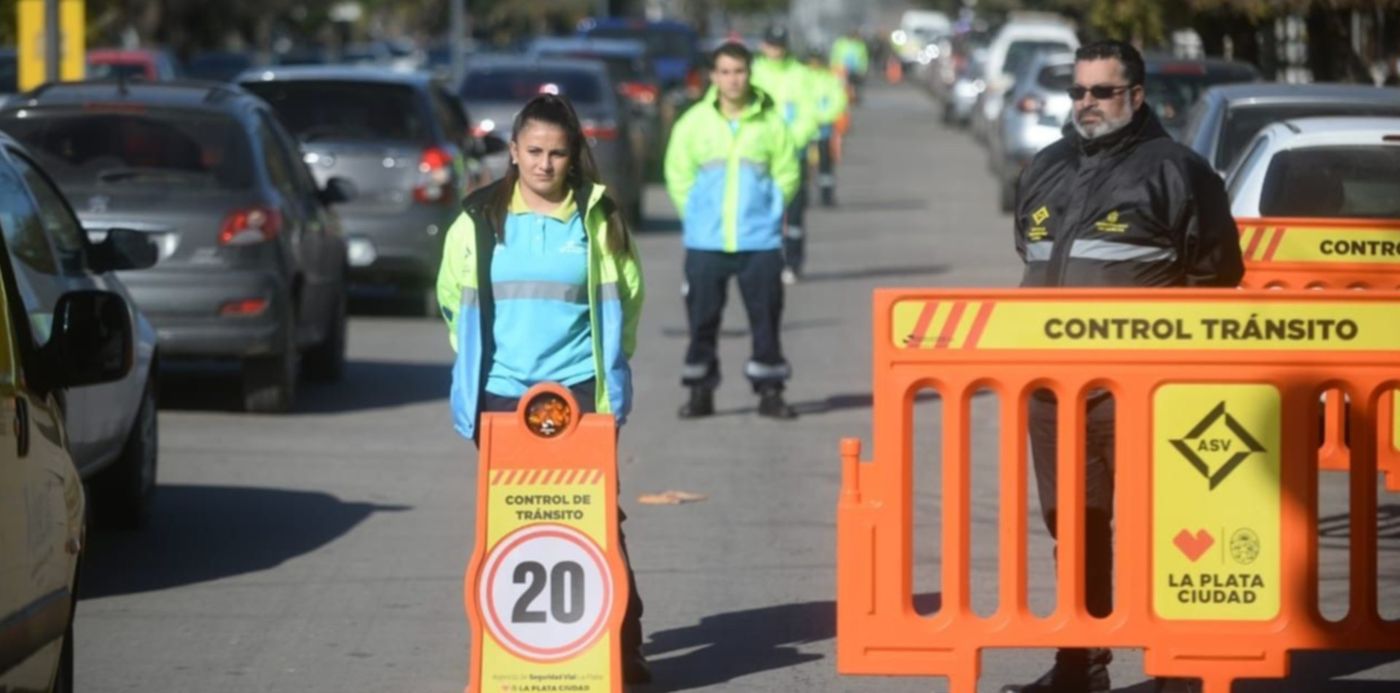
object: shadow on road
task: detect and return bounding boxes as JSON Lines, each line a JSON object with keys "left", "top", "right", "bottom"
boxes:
{"left": 825, "top": 198, "right": 929, "bottom": 213}
{"left": 158, "top": 360, "right": 449, "bottom": 414}
{"left": 1319, "top": 504, "right": 1400, "bottom": 546}
{"left": 81, "top": 484, "right": 410, "bottom": 599}
{"left": 798, "top": 263, "right": 949, "bottom": 283}
{"left": 638, "top": 600, "right": 831, "bottom": 691}
{"left": 705, "top": 390, "right": 943, "bottom": 418}
{"left": 658, "top": 318, "right": 842, "bottom": 340}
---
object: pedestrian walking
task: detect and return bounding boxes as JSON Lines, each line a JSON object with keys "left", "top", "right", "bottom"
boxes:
{"left": 1005, "top": 40, "right": 1244, "bottom": 693}
{"left": 665, "top": 41, "right": 801, "bottom": 420}
{"left": 831, "top": 27, "right": 871, "bottom": 103}
{"left": 752, "top": 24, "right": 820, "bottom": 284}
{"left": 434, "top": 93, "right": 651, "bottom": 683}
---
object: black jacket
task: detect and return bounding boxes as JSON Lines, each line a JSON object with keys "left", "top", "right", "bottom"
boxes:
{"left": 1014, "top": 106, "right": 1244, "bottom": 288}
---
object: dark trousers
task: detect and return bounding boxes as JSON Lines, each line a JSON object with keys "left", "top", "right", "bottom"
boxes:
{"left": 478, "top": 380, "right": 645, "bottom": 655}
{"left": 783, "top": 153, "right": 809, "bottom": 274}
{"left": 816, "top": 136, "right": 835, "bottom": 203}
{"left": 682, "top": 249, "right": 789, "bottom": 392}
{"left": 1028, "top": 393, "right": 1115, "bottom": 619}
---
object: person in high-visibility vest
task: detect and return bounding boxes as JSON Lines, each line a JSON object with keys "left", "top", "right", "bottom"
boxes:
{"left": 435, "top": 93, "right": 652, "bottom": 683}
{"left": 665, "top": 41, "right": 801, "bottom": 420}
{"left": 830, "top": 28, "right": 870, "bottom": 103}
{"left": 804, "top": 51, "right": 849, "bottom": 207}
{"left": 752, "top": 24, "right": 821, "bottom": 284}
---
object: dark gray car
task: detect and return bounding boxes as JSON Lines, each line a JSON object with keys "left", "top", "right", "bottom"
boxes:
{"left": 0, "top": 80, "right": 352, "bottom": 413}
{"left": 1181, "top": 82, "right": 1400, "bottom": 174}
{"left": 239, "top": 66, "right": 482, "bottom": 315}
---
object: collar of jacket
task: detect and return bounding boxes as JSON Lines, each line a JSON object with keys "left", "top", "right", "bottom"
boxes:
{"left": 1061, "top": 102, "right": 1169, "bottom": 158}
{"left": 462, "top": 177, "right": 607, "bottom": 224}
{"left": 700, "top": 83, "right": 777, "bottom": 120}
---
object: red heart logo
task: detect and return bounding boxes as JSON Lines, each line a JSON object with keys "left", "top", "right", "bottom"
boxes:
{"left": 1173, "top": 528, "right": 1214, "bottom": 562}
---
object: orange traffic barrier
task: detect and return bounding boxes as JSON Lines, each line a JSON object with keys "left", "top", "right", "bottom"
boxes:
{"left": 885, "top": 56, "right": 903, "bottom": 84}
{"left": 1238, "top": 216, "right": 1400, "bottom": 491}
{"left": 465, "top": 384, "right": 628, "bottom": 693}
{"left": 838, "top": 288, "right": 1400, "bottom": 693}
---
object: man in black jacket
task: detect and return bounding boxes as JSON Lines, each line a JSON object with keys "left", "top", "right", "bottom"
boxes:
{"left": 1003, "top": 41, "right": 1244, "bottom": 693}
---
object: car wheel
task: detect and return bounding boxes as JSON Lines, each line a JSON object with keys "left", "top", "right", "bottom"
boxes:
{"left": 242, "top": 314, "right": 299, "bottom": 414}
{"left": 94, "top": 371, "right": 158, "bottom": 529}
{"left": 304, "top": 288, "right": 347, "bottom": 382}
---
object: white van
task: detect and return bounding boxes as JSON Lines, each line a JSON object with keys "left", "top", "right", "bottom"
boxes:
{"left": 972, "top": 19, "right": 1080, "bottom": 142}
{"left": 894, "top": 10, "right": 953, "bottom": 66}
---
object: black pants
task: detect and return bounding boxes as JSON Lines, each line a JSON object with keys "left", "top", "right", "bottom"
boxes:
{"left": 479, "top": 380, "right": 645, "bottom": 655}
{"left": 783, "top": 152, "right": 809, "bottom": 274}
{"left": 1028, "top": 393, "right": 1115, "bottom": 619}
{"left": 682, "top": 249, "right": 789, "bottom": 392}
{"left": 816, "top": 136, "right": 835, "bottom": 205}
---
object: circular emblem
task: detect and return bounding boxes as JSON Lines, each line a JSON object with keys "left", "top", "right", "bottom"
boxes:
{"left": 479, "top": 523, "right": 613, "bottom": 662}
{"left": 1229, "top": 528, "right": 1261, "bottom": 565}
{"left": 1107, "top": 210, "right": 1119, "bottom": 223}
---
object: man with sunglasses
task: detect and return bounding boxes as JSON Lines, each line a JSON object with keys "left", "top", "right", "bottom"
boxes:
{"left": 1005, "top": 41, "right": 1243, "bottom": 693}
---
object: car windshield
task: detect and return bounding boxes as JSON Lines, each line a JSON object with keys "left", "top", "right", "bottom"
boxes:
{"left": 1145, "top": 71, "right": 1253, "bottom": 132}
{"left": 461, "top": 68, "right": 605, "bottom": 104}
{"left": 241, "top": 81, "right": 431, "bottom": 144}
{"left": 1221, "top": 102, "right": 1400, "bottom": 170}
{"left": 587, "top": 28, "right": 694, "bottom": 60}
{"left": 1004, "top": 41, "right": 1072, "bottom": 77}
{"left": 1259, "top": 145, "right": 1400, "bottom": 218}
{"left": 2, "top": 109, "right": 254, "bottom": 190}
{"left": 1036, "top": 63, "right": 1073, "bottom": 91}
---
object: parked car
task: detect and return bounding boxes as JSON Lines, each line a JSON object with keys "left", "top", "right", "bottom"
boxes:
{"left": 1224, "top": 116, "right": 1400, "bottom": 219}
{"left": 971, "top": 19, "right": 1079, "bottom": 145}
{"left": 1141, "top": 56, "right": 1259, "bottom": 141}
{"left": 1181, "top": 83, "right": 1400, "bottom": 175}
{"left": 0, "top": 130, "right": 161, "bottom": 527}
{"left": 0, "top": 183, "right": 136, "bottom": 692}
{"left": 239, "top": 66, "right": 480, "bottom": 315}
{"left": 86, "top": 48, "right": 182, "bottom": 81}
{"left": 990, "top": 51, "right": 1074, "bottom": 211}
{"left": 578, "top": 18, "right": 700, "bottom": 91}
{"left": 0, "top": 80, "right": 352, "bottom": 413}
{"left": 185, "top": 51, "right": 257, "bottom": 82}
{"left": 459, "top": 56, "right": 644, "bottom": 225}
{"left": 943, "top": 45, "right": 989, "bottom": 126}
{"left": 0, "top": 48, "right": 17, "bottom": 106}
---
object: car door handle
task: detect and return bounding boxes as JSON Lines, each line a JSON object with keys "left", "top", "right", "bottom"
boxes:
{"left": 13, "top": 396, "right": 28, "bottom": 458}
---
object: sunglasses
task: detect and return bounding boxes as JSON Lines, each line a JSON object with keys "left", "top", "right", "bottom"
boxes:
{"left": 1067, "top": 84, "right": 1134, "bottom": 101}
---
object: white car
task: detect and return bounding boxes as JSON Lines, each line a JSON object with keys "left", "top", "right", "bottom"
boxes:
{"left": 1225, "top": 116, "right": 1400, "bottom": 219}
{"left": 971, "top": 19, "right": 1079, "bottom": 144}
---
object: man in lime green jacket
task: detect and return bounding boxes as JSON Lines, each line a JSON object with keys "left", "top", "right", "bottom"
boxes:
{"left": 805, "top": 51, "right": 849, "bottom": 207}
{"left": 665, "top": 41, "right": 801, "bottom": 420}
{"left": 752, "top": 24, "right": 821, "bottom": 282}
{"left": 831, "top": 29, "right": 870, "bottom": 102}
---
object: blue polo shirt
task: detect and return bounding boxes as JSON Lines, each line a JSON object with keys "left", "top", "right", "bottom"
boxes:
{"left": 485, "top": 186, "right": 594, "bottom": 397}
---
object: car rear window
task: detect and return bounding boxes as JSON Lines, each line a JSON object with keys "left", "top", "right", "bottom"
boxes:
{"left": 536, "top": 51, "right": 645, "bottom": 85}
{"left": 1221, "top": 103, "right": 1400, "bottom": 170}
{"left": 585, "top": 28, "right": 694, "bottom": 60}
{"left": 1004, "top": 41, "right": 1072, "bottom": 77}
{"left": 1259, "top": 145, "right": 1400, "bottom": 218}
{"left": 241, "top": 81, "right": 431, "bottom": 144}
{"left": 1036, "top": 63, "right": 1073, "bottom": 91}
{"left": 2, "top": 109, "right": 255, "bottom": 190}
{"left": 461, "top": 68, "right": 605, "bottom": 104}
{"left": 1145, "top": 72, "right": 1254, "bottom": 133}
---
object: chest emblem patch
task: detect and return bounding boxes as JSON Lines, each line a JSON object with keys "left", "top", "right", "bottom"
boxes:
{"left": 1096, "top": 210, "right": 1130, "bottom": 233}
{"left": 1032, "top": 206, "right": 1051, "bottom": 225}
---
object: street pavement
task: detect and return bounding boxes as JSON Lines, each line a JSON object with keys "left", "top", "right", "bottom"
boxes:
{"left": 76, "top": 82, "right": 1400, "bottom": 692}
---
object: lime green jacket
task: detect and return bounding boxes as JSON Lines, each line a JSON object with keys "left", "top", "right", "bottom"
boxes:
{"left": 664, "top": 85, "right": 800, "bottom": 252}
{"left": 751, "top": 55, "right": 821, "bottom": 146}
{"left": 831, "top": 36, "right": 870, "bottom": 76}
{"left": 808, "top": 66, "right": 849, "bottom": 128}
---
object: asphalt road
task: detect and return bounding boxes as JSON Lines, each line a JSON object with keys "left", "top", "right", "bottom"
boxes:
{"left": 76, "top": 82, "right": 1400, "bottom": 692}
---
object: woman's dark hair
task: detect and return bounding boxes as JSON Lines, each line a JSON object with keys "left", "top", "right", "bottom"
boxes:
{"left": 484, "top": 93, "right": 632, "bottom": 255}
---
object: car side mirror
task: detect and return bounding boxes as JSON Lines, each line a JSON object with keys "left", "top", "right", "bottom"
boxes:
{"left": 319, "top": 176, "right": 357, "bottom": 205}
{"left": 481, "top": 134, "right": 508, "bottom": 155}
{"left": 91, "top": 227, "right": 159, "bottom": 272}
{"left": 46, "top": 290, "right": 132, "bottom": 388}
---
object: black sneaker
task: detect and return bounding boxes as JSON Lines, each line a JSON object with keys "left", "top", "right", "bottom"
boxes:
{"left": 1001, "top": 648, "right": 1111, "bottom": 693}
{"left": 622, "top": 650, "right": 652, "bottom": 684}
{"left": 757, "top": 388, "right": 798, "bottom": 419}
{"left": 677, "top": 387, "right": 714, "bottom": 419}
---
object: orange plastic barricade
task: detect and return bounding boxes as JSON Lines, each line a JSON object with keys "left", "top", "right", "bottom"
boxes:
{"left": 837, "top": 289, "right": 1400, "bottom": 693}
{"left": 1237, "top": 217, "right": 1400, "bottom": 491}
{"left": 465, "top": 384, "right": 627, "bottom": 693}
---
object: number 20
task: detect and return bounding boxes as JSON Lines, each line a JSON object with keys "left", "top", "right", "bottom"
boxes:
{"left": 512, "top": 561, "right": 585, "bottom": 624}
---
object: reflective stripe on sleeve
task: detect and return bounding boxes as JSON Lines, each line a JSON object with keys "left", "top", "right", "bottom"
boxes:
{"left": 744, "top": 360, "right": 791, "bottom": 379}
{"left": 598, "top": 282, "right": 620, "bottom": 302}
{"left": 1070, "top": 239, "right": 1178, "bottom": 262}
{"left": 492, "top": 281, "right": 589, "bottom": 303}
{"left": 1024, "top": 241, "right": 1054, "bottom": 262}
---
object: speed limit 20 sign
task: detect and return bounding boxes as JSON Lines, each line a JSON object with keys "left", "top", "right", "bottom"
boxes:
{"left": 466, "top": 385, "right": 627, "bottom": 693}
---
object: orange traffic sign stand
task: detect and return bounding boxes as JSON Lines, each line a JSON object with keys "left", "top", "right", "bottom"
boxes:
{"left": 837, "top": 289, "right": 1400, "bottom": 693}
{"left": 1237, "top": 216, "right": 1400, "bottom": 491}
{"left": 465, "top": 384, "right": 627, "bottom": 693}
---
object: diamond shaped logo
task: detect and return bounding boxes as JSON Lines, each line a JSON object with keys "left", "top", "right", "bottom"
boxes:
{"left": 1032, "top": 206, "right": 1050, "bottom": 225}
{"left": 1170, "top": 401, "right": 1266, "bottom": 490}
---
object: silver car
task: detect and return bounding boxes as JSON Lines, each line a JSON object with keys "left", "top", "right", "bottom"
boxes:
{"left": 990, "top": 51, "right": 1074, "bottom": 211}
{"left": 459, "top": 56, "right": 643, "bottom": 225}
{"left": 1182, "top": 82, "right": 1400, "bottom": 175}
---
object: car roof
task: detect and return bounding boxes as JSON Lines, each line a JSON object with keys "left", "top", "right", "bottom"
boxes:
{"left": 1144, "top": 56, "right": 1259, "bottom": 77}
{"left": 87, "top": 48, "right": 168, "bottom": 60}
{"left": 529, "top": 36, "right": 646, "bottom": 57}
{"left": 1261, "top": 115, "right": 1400, "bottom": 140}
{"left": 235, "top": 64, "right": 435, "bottom": 86}
{"left": 2, "top": 79, "right": 256, "bottom": 113}
{"left": 463, "top": 55, "right": 609, "bottom": 76}
{"left": 579, "top": 17, "right": 695, "bottom": 34}
{"left": 1205, "top": 82, "right": 1400, "bottom": 106}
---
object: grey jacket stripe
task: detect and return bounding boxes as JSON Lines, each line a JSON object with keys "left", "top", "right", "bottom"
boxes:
{"left": 598, "top": 282, "right": 620, "bottom": 302}
{"left": 1024, "top": 241, "right": 1054, "bottom": 262}
{"left": 459, "top": 288, "right": 479, "bottom": 306}
{"left": 1070, "top": 239, "right": 1178, "bottom": 262}
{"left": 492, "top": 281, "right": 588, "bottom": 303}
{"left": 699, "top": 159, "right": 727, "bottom": 171}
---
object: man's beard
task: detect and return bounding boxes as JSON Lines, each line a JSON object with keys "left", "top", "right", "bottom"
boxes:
{"left": 1073, "top": 106, "right": 1133, "bottom": 140}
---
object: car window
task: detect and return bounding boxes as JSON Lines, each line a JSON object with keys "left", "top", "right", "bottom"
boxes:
{"left": 1003, "top": 41, "right": 1073, "bottom": 77}
{"left": 258, "top": 111, "right": 318, "bottom": 195}
{"left": 461, "top": 68, "right": 605, "bottom": 104}
{"left": 10, "top": 152, "right": 87, "bottom": 274}
{"left": 1226, "top": 135, "right": 1270, "bottom": 200}
{"left": 1144, "top": 72, "right": 1255, "bottom": 133}
{"left": 256, "top": 119, "right": 296, "bottom": 195}
{"left": 585, "top": 28, "right": 694, "bottom": 60}
{"left": 3, "top": 109, "right": 255, "bottom": 191}
{"left": 0, "top": 54, "right": 17, "bottom": 93}
{"left": 0, "top": 158, "right": 63, "bottom": 344}
{"left": 1220, "top": 103, "right": 1400, "bottom": 170}
{"left": 1259, "top": 145, "right": 1400, "bottom": 218}
{"left": 241, "top": 81, "right": 433, "bottom": 145}
{"left": 1036, "top": 63, "right": 1073, "bottom": 91}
